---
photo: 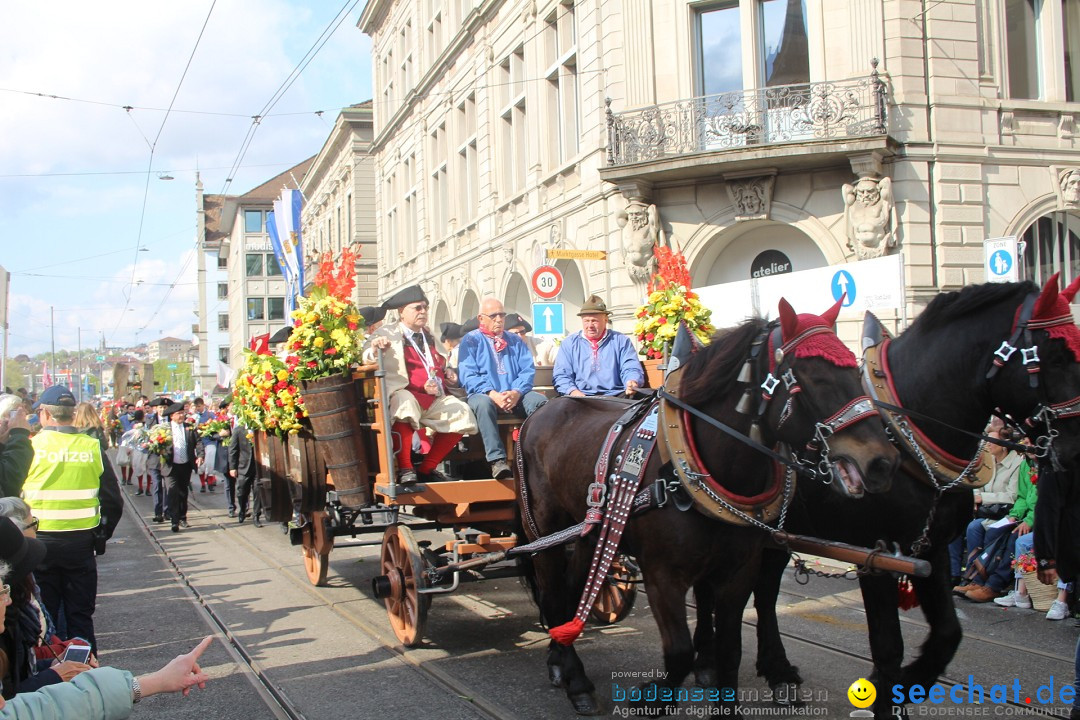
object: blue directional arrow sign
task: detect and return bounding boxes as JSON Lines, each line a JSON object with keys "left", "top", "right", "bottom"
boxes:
{"left": 532, "top": 302, "right": 565, "bottom": 336}
{"left": 830, "top": 269, "right": 856, "bottom": 307}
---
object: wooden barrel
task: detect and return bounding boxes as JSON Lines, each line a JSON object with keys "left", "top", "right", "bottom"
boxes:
{"left": 301, "top": 373, "right": 371, "bottom": 507}
{"left": 254, "top": 431, "right": 294, "bottom": 523}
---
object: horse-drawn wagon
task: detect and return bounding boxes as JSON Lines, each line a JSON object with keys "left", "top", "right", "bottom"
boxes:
{"left": 250, "top": 358, "right": 640, "bottom": 647}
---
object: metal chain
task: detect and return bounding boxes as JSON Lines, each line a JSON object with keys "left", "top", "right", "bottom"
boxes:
{"left": 789, "top": 552, "right": 862, "bottom": 584}
{"left": 686, "top": 464, "right": 796, "bottom": 535}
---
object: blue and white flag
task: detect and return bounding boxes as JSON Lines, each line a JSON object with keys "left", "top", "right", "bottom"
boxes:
{"left": 270, "top": 189, "right": 305, "bottom": 311}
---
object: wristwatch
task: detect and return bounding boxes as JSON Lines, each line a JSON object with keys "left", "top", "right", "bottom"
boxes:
{"left": 131, "top": 677, "right": 142, "bottom": 703}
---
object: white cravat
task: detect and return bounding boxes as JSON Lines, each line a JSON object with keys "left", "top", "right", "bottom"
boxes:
{"left": 172, "top": 422, "right": 187, "bottom": 463}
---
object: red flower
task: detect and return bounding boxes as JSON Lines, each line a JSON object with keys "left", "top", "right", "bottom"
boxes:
{"left": 347, "top": 322, "right": 358, "bottom": 331}
{"left": 264, "top": 371, "right": 273, "bottom": 381}
{"left": 307, "top": 361, "right": 318, "bottom": 368}
{"left": 324, "top": 347, "right": 338, "bottom": 355}
{"left": 658, "top": 317, "right": 668, "bottom": 324}
{"left": 646, "top": 333, "right": 655, "bottom": 341}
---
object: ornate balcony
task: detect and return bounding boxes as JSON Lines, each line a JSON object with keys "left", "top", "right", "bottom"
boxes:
{"left": 601, "top": 64, "right": 891, "bottom": 186}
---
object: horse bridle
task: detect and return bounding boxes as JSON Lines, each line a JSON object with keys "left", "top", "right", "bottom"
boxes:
{"left": 986, "top": 291, "right": 1080, "bottom": 468}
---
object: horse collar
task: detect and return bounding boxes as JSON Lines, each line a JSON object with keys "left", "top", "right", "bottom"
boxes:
{"left": 862, "top": 338, "right": 992, "bottom": 490}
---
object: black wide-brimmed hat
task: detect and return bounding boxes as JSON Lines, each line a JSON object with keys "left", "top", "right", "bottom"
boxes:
{"left": 462, "top": 317, "right": 480, "bottom": 334}
{"left": 381, "top": 285, "right": 427, "bottom": 310}
{"left": 440, "top": 322, "right": 463, "bottom": 342}
{"left": 165, "top": 402, "right": 185, "bottom": 416}
{"left": 578, "top": 295, "right": 611, "bottom": 316}
{"left": 504, "top": 313, "right": 532, "bottom": 333}
{"left": 0, "top": 516, "right": 46, "bottom": 582}
{"left": 269, "top": 326, "right": 293, "bottom": 344}
{"left": 148, "top": 397, "right": 171, "bottom": 407}
{"left": 359, "top": 306, "right": 387, "bottom": 327}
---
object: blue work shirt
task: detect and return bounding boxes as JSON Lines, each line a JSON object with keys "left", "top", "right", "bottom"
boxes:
{"left": 553, "top": 330, "right": 644, "bottom": 396}
{"left": 458, "top": 329, "right": 535, "bottom": 396}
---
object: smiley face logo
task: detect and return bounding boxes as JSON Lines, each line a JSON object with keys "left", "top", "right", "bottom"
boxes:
{"left": 847, "top": 678, "right": 876, "bottom": 709}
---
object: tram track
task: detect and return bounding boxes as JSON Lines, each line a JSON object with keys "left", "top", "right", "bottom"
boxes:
{"left": 141, "top": 490, "right": 520, "bottom": 720}
{"left": 125, "top": 482, "right": 1071, "bottom": 719}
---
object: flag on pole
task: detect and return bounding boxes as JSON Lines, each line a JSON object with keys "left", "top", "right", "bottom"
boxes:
{"left": 42, "top": 362, "right": 52, "bottom": 388}
{"left": 216, "top": 361, "right": 235, "bottom": 389}
{"left": 249, "top": 333, "right": 270, "bottom": 355}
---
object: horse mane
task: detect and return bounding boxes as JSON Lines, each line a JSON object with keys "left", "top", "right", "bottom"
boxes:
{"left": 679, "top": 318, "right": 768, "bottom": 404}
{"left": 910, "top": 281, "right": 1036, "bottom": 333}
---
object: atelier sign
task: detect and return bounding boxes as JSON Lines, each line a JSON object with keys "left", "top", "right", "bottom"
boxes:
{"left": 750, "top": 250, "right": 792, "bottom": 279}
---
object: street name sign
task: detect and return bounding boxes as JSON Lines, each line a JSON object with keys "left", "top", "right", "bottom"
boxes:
{"left": 547, "top": 249, "right": 607, "bottom": 261}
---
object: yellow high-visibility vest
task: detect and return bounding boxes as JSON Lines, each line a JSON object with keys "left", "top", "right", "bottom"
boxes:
{"left": 22, "top": 430, "right": 104, "bottom": 532}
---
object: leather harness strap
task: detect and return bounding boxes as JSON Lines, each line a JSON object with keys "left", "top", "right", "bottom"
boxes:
{"left": 862, "top": 338, "right": 992, "bottom": 490}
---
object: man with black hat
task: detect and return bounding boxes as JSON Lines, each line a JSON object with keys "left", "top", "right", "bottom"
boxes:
{"left": 359, "top": 306, "right": 387, "bottom": 333}
{"left": 21, "top": 385, "right": 123, "bottom": 653}
{"left": 363, "top": 285, "right": 476, "bottom": 484}
{"left": 504, "top": 313, "right": 558, "bottom": 366}
{"left": 144, "top": 397, "right": 170, "bottom": 522}
{"left": 160, "top": 402, "right": 203, "bottom": 532}
{"left": 440, "top": 322, "right": 466, "bottom": 399}
{"left": 553, "top": 294, "right": 644, "bottom": 397}
{"left": 458, "top": 297, "right": 547, "bottom": 479}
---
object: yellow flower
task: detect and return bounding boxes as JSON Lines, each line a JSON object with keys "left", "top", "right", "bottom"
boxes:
{"left": 276, "top": 369, "right": 289, "bottom": 382}
{"left": 305, "top": 311, "right": 319, "bottom": 323}
{"left": 313, "top": 336, "right": 325, "bottom": 348}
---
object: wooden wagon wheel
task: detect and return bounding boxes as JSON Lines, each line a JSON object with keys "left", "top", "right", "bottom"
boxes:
{"left": 301, "top": 511, "right": 331, "bottom": 586}
{"left": 589, "top": 554, "right": 640, "bottom": 625}
{"left": 379, "top": 524, "right": 431, "bottom": 647}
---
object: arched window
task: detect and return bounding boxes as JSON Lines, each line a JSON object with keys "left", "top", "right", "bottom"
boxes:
{"left": 1020, "top": 210, "right": 1080, "bottom": 285}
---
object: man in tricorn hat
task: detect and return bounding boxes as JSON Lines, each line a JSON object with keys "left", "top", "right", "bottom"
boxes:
{"left": 363, "top": 285, "right": 476, "bottom": 484}
{"left": 553, "top": 294, "right": 643, "bottom": 397}
{"left": 440, "top": 322, "right": 466, "bottom": 399}
{"left": 143, "top": 396, "right": 171, "bottom": 522}
{"left": 160, "top": 402, "right": 203, "bottom": 533}
{"left": 359, "top": 306, "right": 387, "bottom": 333}
{"left": 504, "top": 312, "right": 558, "bottom": 366}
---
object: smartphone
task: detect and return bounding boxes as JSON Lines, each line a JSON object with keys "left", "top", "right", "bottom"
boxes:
{"left": 62, "top": 644, "right": 92, "bottom": 664}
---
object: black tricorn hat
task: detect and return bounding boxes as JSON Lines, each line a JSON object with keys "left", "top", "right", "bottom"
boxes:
{"left": 269, "top": 326, "right": 293, "bottom": 344}
{"left": 165, "top": 402, "right": 185, "bottom": 416}
{"left": 381, "top": 285, "right": 427, "bottom": 310}
{"left": 148, "top": 397, "right": 171, "bottom": 407}
{"left": 504, "top": 313, "right": 532, "bottom": 333}
{"left": 440, "top": 322, "right": 463, "bottom": 342}
{"left": 359, "top": 305, "right": 387, "bottom": 327}
{"left": 0, "top": 517, "right": 46, "bottom": 582}
{"left": 461, "top": 317, "right": 480, "bottom": 334}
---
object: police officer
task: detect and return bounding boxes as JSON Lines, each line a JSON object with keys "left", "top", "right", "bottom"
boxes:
{"left": 21, "top": 385, "right": 123, "bottom": 653}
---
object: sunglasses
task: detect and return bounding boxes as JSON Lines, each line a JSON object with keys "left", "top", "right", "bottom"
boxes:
{"left": 483, "top": 312, "right": 508, "bottom": 320}
{"left": 26, "top": 518, "right": 39, "bottom": 531}
{"left": 405, "top": 303, "right": 429, "bottom": 312}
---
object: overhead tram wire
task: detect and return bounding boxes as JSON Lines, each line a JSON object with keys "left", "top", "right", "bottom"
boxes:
{"left": 107, "top": 0, "right": 217, "bottom": 347}
{"left": 217, "top": 0, "right": 361, "bottom": 196}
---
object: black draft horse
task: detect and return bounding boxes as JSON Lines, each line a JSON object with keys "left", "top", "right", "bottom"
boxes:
{"left": 696, "top": 278, "right": 1080, "bottom": 719}
{"left": 517, "top": 299, "right": 899, "bottom": 715}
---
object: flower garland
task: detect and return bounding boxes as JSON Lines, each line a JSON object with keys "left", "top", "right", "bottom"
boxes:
{"left": 142, "top": 424, "right": 172, "bottom": 457}
{"left": 231, "top": 351, "right": 306, "bottom": 437}
{"left": 285, "top": 249, "right": 367, "bottom": 381}
{"left": 633, "top": 246, "right": 714, "bottom": 360}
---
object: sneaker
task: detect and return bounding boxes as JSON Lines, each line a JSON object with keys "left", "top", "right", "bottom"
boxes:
{"left": 953, "top": 583, "right": 977, "bottom": 595}
{"left": 396, "top": 468, "right": 418, "bottom": 485}
{"left": 490, "top": 459, "right": 512, "bottom": 479}
{"left": 994, "top": 590, "right": 1033, "bottom": 609}
{"left": 418, "top": 468, "right": 453, "bottom": 483}
{"left": 1046, "top": 599, "right": 1069, "bottom": 621}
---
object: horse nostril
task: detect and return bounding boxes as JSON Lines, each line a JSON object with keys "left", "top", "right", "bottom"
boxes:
{"left": 869, "top": 456, "right": 897, "bottom": 486}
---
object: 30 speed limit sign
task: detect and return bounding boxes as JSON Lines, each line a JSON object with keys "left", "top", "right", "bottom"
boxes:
{"left": 531, "top": 265, "right": 563, "bottom": 300}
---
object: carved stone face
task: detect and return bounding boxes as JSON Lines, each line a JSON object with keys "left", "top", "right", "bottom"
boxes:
{"left": 1063, "top": 171, "right": 1080, "bottom": 205}
{"left": 854, "top": 179, "right": 880, "bottom": 206}
{"left": 626, "top": 204, "right": 648, "bottom": 230}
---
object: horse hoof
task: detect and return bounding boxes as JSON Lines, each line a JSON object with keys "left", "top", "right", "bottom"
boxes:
{"left": 771, "top": 682, "right": 805, "bottom": 707}
{"left": 548, "top": 664, "right": 565, "bottom": 688}
{"left": 694, "top": 669, "right": 718, "bottom": 688}
{"left": 569, "top": 692, "right": 602, "bottom": 716}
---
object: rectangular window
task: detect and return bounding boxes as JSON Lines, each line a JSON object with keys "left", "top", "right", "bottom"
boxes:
{"left": 347, "top": 193, "right": 353, "bottom": 243}
{"left": 245, "top": 253, "right": 263, "bottom": 277}
{"left": 545, "top": 3, "right": 579, "bottom": 166}
{"left": 218, "top": 346, "right": 230, "bottom": 365}
{"left": 758, "top": 0, "right": 809, "bottom": 86}
{"left": 697, "top": 3, "right": 743, "bottom": 95}
{"left": 1006, "top": 0, "right": 1042, "bottom": 99}
{"left": 217, "top": 282, "right": 228, "bottom": 300}
{"left": 266, "top": 253, "right": 283, "bottom": 276}
{"left": 1064, "top": 1, "right": 1080, "bottom": 101}
{"left": 428, "top": 0, "right": 444, "bottom": 66}
{"left": 244, "top": 210, "right": 263, "bottom": 233}
{"left": 268, "top": 297, "right": 285, "bottom": 321}
{"left": 216, "top": 255, "right": 227, "bottom": 269}
{"left": 218, "top": 313, "right": 229, "bottom": 331}
{"left": 457, "top": 94, "right": 479, "bottom": 222}
{"left": 430, "top": 125, "right": 448, "bottom": 236}
{"left": 499, "top": 47, "right": 527, "bottom": 193}
{"left": 247, "top": 298, "right": 265, "bottom": 321}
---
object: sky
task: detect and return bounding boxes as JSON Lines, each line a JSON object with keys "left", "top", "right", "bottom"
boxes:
{"left": 1, "top": 0, "right": 373, "bottom": 358}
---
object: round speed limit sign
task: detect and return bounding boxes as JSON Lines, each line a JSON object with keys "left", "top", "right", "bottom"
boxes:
{"left": 531, "top": 265, "right": 563, "bottom": 300}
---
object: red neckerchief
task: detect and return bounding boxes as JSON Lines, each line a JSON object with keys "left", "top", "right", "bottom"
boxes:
{"left": 480, "top": 326, "right": 507, "bottom": 353}
{"left": 586, "top": 330, "right": 607, "bottom": 371}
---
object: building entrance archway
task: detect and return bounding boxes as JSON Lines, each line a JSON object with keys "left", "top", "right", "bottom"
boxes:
{"left": 692, "top": 221, "right": 827, "bottom": 287}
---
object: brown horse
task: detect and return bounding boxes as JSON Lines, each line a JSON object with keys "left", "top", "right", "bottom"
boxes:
{"left": 517, "top": 299, "right": 899, "bottom": 715}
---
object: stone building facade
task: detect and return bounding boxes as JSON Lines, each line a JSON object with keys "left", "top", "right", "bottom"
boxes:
{"left": 359, "top": 0, "right": 1080, "bottom": 341}
{"left": 300, "top": 102, "right": 380, "bottom": 307}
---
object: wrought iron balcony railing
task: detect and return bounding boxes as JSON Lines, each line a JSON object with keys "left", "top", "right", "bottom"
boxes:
{"left": 606, "top": 62, "right": 888, "bottom": 166}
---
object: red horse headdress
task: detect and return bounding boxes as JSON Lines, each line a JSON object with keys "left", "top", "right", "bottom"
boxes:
{"left": 1029, "top": 272, "right": 1080, "bottom": 362}
{"left": 775, "top": 297, "right": 858, "bottom": 368}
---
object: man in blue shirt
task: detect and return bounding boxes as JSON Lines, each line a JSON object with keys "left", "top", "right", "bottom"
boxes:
{"left": 458, "top": 297, "right": 547, "bottom": 478}
{"left": 553, "top": 295, "right": 644, "bottom": 397}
